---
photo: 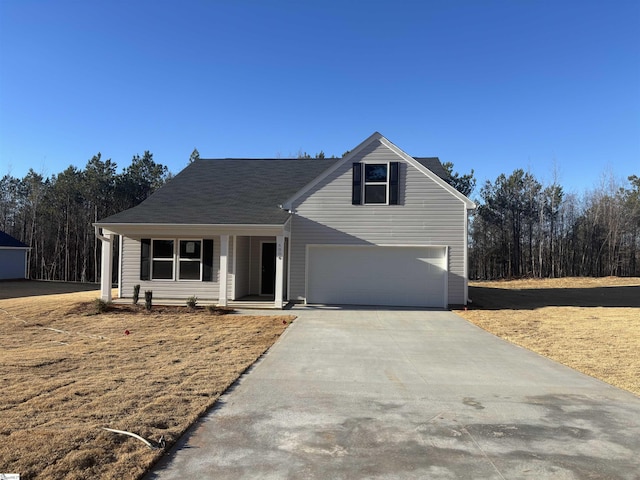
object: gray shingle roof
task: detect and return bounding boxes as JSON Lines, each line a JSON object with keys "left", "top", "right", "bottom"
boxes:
{"left": 0, "top": 231, "right": 28, "bottom": 248}
{"left": 98, "top": 159, "right": 338, "bottom": 225}
{"left": 98, "top": 156, "right": 451, "bottom": 226}
{"left": 414, "top": 157, "right": 449, "bottom": 180}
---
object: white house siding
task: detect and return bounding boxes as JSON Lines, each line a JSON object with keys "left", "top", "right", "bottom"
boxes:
{"left": 289, "top": 140, "right": 468, "bottom": 306}
{"left": 0, "top": 249, "right": 27, "bottom": 279}
{"left": 121, "top": 236, "right": 221, "bottom": 301}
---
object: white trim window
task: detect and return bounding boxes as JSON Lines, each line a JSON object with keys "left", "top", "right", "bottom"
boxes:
{"left": 151, "top": 239, "right": 174, "bottom": 280}
{"left": 363, "top": 163, "right": 388, "bottom": 204}
{"left": 178, "top": 239, "right": 202, "bottom": 280}
{"left": 141, "top": 238, "right": 214, "bottom": 282}
{"left": 352, "top": 162, "right": 399, "bottom": 205}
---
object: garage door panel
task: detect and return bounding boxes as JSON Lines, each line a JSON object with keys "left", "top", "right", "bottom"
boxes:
{"left": 307, "top": 246, "right": 446, "bottom": 307}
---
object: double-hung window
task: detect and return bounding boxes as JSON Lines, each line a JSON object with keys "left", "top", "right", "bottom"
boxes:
{"left": 141, "top": 238, "right": 214, "bottom": 282}
{"left": 352, "top": 162, "right": 399, "bottom": 205}
{"left": 152, "top": 240, "right": 174, "bottom": 280}
{"left": 179, "top": 240, "right": 202, "bottom": 280}
{"left": 364, "top": 164, "right": 388, "bottom": 204}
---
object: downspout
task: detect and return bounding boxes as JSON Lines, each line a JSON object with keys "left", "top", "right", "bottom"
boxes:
{"left": 94, "top": 225, "right": 109, "bottom": 243}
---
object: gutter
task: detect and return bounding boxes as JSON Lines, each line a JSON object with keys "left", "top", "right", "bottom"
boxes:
{"left": 94, "top": 225, "right": 110, "bottom": 243}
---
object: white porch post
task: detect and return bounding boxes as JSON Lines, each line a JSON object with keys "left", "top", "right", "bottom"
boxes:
{"left": 99, "top": 232, "right": 113, "bottom": 302}
{"left": 118, "top": 235, "right": 123, "bottom": 300}
{"left": 274, "top": 235, "right": 285, "bottom": 309}
{"left": 219, "top": 234, "right": 229, "bottom": 306}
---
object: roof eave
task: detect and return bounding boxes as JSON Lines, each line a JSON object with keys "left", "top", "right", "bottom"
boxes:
{"left": 378, "top": 136, "right": 477, "bottom": 210}
{"left": 281, "top": 132, "right": 384, "bottom": 210}
{"left": 94, "top": 221, "right": 291, "bottom": 237}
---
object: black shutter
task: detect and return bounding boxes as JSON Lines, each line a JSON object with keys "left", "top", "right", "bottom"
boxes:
{"left": 140, "top": 238, "right": 151, "bottom": 280}
{"left": 203, "top": 239, "right": 214, "bottom": 282}
{"left": 352, "top": 163, "right": 362, "bottom": 205}
{"left": 389, "top": 162, "right": 399, "bottom": 205}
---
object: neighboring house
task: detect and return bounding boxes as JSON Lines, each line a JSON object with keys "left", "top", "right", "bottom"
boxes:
{"left": 0, "top": 231, "right": 29, "bottom": 280}
{"left": 95, "top": 132, "right": 476, "bottom": 309}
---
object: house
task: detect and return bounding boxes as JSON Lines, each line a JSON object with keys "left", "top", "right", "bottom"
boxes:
{"left": 0, "top": 231, "right": 29, "bottom": 280}
{"left": 95, "top": 132, "right": 476, "bottom": 309}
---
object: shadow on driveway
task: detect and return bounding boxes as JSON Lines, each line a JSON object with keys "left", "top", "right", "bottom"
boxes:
{"left": 469, "top": 285, "right": 640, "bottom": 309}
{"left": 0, "top": 280, "right": 100, "bottom": 300}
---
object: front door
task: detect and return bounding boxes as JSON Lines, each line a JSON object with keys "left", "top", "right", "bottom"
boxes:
{"left": 260, "top": 242, "right": 276, "bottom": 296}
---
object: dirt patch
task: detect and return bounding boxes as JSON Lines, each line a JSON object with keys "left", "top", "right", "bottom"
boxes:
{"left": 456, "top": 277, "right": 640, "bottom": 396}
{"left": 0, "top": 291, "right": 291, "bottom": 479}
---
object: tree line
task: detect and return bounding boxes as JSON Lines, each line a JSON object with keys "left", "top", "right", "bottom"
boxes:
{"left": 1, "top": 151, "right": 170, "bottom": 282}
{"left": 1, "top": 152, "right": 638, "bottom": 283}
{"left": 468, "top": 170, "right": 640, "bottom": 279}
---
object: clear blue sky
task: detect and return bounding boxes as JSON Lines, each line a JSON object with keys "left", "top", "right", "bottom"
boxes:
{"left": 1, "top": 0, "right": 638, "bottom": 197}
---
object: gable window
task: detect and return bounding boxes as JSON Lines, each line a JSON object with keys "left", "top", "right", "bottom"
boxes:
{"left": 364, "top": 164, "right": 388, "bottom": 204}
{"left": 179, "top": 240, "right": 202, "bottom": 280}
{"left": 352, "top": 162, "right": 400, "bottom": 205}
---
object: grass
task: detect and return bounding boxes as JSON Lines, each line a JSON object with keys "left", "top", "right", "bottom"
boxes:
{"left": 0, "top": 287, "right": 292, "bottom": 480}
{"left": 455, "top": 276, "right": 640, "bottom": 396}
{"left": 3, "top": 277, "right": 639, "bottom": 478}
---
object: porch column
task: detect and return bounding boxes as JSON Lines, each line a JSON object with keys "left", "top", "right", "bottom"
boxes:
{"left": 99, "top": 232, "right": 113, "bottom": 302}
{"left": 274, "top": 235, "right": 285, "bottom": 309}
{"left": 219, "top": 234, "right": 229, "bottom": 306}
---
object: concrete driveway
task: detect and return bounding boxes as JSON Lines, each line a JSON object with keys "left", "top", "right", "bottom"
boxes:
{"left": 146, "top": 307, "right": 640, "bottom": 480}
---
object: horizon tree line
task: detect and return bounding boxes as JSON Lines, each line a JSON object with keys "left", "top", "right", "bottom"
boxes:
{"left": 1, "top": 151, "right": 170, "bottom": 282}
{"left": 1, "top": 151, "right": 638, "bottom": 282}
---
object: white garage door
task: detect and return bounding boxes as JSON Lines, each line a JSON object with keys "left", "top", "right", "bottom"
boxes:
{"left": 307, "top": 246, "right": 447, "bottom": 308}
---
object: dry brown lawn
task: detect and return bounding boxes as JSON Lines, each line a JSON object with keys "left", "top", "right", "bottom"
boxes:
{"left": 455, "top": 277, "right": 640, "bottom": 396}
{"left": 0, "top": 283, "right": 291, "bottom": 480}
{"left": 3, "top": 278, "right": 639, "bottom": 478}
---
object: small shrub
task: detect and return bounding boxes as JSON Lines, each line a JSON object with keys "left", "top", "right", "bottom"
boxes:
{"left": 206, "top": 305, "right": 235, "bottom": 316}
{"left": 144, "top": 290, "right": 153, "bottom": 311}
{"left": 186, "top": 295, "right": 198, "bottom": 310}
{"left": 133, "top": 284, "right": 141, "bottom": 305}
{"left": 93, "top": 298, "right": 111, "bottom": 314}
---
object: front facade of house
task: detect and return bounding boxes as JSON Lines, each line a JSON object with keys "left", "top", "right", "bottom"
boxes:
{"left": 95, "top": 133, "right": 475, "bottom": 308}
{"left": 0, "top": 231, "right": 29, "bottom": 280}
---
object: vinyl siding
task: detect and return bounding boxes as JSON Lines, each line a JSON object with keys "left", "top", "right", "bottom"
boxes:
{"left": 0, "top": 249, "right": 27, "bottom": 279}
{"left": 226, "top": 236, "right": 234, "bottom": 300}
{"left": 121, "top": 236, "right": 220, "bottom": 301}
{"left": 289, "top": 140, "right": 468, "bottom": 305}
{"left": 234, "top": 236, "right": 251, "bottom": 299}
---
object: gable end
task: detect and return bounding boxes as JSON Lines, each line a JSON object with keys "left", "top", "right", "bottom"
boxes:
{"left": 282, "top": 132, "right": 475, "bottom": 211}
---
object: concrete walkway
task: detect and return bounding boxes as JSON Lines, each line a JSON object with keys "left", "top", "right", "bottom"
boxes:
{"left": 146, "top": 307, "right": 640, "bottom": 480}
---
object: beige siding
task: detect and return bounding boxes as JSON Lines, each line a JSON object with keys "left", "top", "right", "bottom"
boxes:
{"left": 290, "top": 140, "right": 468, "bottom": 305}
{"left": 121, "top": 236, "right": 220, "bottom": 301}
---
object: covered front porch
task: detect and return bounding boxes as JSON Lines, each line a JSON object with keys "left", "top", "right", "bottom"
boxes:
{"left": 95, "top": 223, "right": 291, "bottom": 309}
